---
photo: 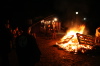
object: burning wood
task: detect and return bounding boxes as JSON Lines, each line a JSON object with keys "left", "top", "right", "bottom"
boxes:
{"left": 56, "top": 24, "right": 96, "bottom": 53}
{"left": 56, "top": 33, "right": 95, "bottom": 53}
{"left": 57, "top": 35, "right": 74, "bottom": 44}
{"left": 76, "top": 33, "right": 95, "bottom": 46}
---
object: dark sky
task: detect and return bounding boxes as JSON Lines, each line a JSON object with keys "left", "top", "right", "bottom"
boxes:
{"left": 0, "top": 0, "right": 100, "bottom": 29}
{"left": 1, "top": 0, "right": 55, "bottom": 18}
{"left": 87, "top": 0, "right": 100, "bottom": 35}
{"left": 0, "top": 0, "right": 99, "bottom": 19}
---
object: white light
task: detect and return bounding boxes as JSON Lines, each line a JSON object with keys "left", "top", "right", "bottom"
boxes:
{"left": 75, "top": 12, "right": 78, "bottom": 14}
{"left": 83, "top": 18, "right": 86, "bottom": 20}
{"left": 41, "top": 20, "right": 44, "bottom": 23}
{"left": 54, "top": 18, "right": 57, "bottom": 21}
{"left": 52, "top": 20, "right": 54, "bottom": 22}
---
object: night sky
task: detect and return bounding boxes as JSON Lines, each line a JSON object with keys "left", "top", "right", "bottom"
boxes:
{"left": 0, "top": 0, "right": 55, "bottom": 27}
{"left": 0, "top": 0, "right": 99, "bottom": 20}
{"left": 0, "top": 0, "right": 100, "bottom": 34}
{"left": 1, "top": 0, "right": 55, "bottom": 19}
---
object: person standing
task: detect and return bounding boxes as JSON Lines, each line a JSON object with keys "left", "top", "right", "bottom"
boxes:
{"left": 0, "top": 21, "right": 13, "bottom": 66}
{"left": 52, "top": 28, "right": 57, "bottom": 39}
{"left": 15, "top": 25, "right": 41, "bottom": 66}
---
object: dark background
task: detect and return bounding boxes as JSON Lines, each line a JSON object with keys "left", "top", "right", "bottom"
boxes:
{"left": 0, "top": 0, "right": 100, "bottom": 35}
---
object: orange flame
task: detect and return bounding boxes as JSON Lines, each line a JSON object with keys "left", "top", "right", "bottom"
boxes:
{"left": 61, "top": 25, "right": 85, "bottom": 41}
{"left": 56, "top": 24, "right": 92, "bottom": 53}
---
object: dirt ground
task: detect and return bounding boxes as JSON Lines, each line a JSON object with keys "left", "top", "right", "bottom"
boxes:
{"left": 1, "top": 33, "right": 100, "bottom": 66}
{"left": 35, "top": 34, "right": 100, "bottom": 66}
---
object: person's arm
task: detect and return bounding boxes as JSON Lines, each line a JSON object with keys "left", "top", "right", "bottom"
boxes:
{"left": 31, "top": 36, "right": 41, "bottom": 55}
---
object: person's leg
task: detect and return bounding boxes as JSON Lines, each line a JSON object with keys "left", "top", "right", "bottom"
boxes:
{"left": 1, "top": 54, "right": 10, "bottom": 66}
{"left": 29, "top": 58, "right": 36, "bottom": 66}
{"left": 17, "top": 54, "right": 26, "bottom": 66}
{"left": 54, "top": 33, "right": 56, "bottom": 39}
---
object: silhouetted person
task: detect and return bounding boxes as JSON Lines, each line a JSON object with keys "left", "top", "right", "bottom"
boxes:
{"left": 46, "top": 25, "right": 52, "bottom": 39}
{"left": 0, "top": 22, "right": 13, "bottom": 66}
{"left": 15, "top": 25, "right": 41, "bottom": 66}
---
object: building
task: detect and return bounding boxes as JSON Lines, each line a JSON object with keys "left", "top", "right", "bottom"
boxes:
{"left": 40, "top": 15, "right": 61, "bottom": 33}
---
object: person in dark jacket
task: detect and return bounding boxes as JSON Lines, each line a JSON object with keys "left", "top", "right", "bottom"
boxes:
{"left": 0, "top": 21, "right": 13, "bottom": 66}
{"left": 15, "top": 25, "right": 41, "bottom": 66}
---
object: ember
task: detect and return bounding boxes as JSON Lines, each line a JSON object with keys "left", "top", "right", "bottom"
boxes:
{"left": 56, "top": 24, "right": 95, "bottom": 53}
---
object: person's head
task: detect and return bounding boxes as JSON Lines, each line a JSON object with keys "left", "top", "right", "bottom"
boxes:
{"left": 5, "top": 24, "right": 10, "bottom": 28}
{"left": 21, "top": 25, "right": 31, "bottom": 34}
{"left": 15, "top": 27, "right": 18, "bottom": 31}
{"left": 0, "top": 20, "right": 8, "bottom": 29}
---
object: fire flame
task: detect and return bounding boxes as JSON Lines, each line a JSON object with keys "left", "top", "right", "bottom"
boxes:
{"left": 56, "top": 24, "right": 93, "bottom": 53}
{"left": 61, "top": 25, "right": 85, "bottom": 42}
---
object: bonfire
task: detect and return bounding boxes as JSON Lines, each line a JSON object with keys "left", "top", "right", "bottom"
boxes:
{"left": 56, "top": 24, "right": 95, "bottom": 53}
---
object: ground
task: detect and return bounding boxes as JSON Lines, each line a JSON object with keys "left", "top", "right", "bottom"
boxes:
{"left": 35, "top": 34, "right": 100, "bottom": 66}
{"left": 1, "top": 32, "right": 100, "bottom": 66}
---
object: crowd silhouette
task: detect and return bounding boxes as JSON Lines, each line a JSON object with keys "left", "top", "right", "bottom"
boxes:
{"left": 0, "top": 20, "right": 41, "bottom": 66}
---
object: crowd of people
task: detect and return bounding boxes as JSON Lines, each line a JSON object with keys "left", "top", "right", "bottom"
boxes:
{"left": 0, "top": 20, "right": 41, "bottom": 66}
{"left": 40, "top": 24, "right": 58, "bottom": 39}
{"left": 0, "top": 19, "right": 59, "bottom": 66}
